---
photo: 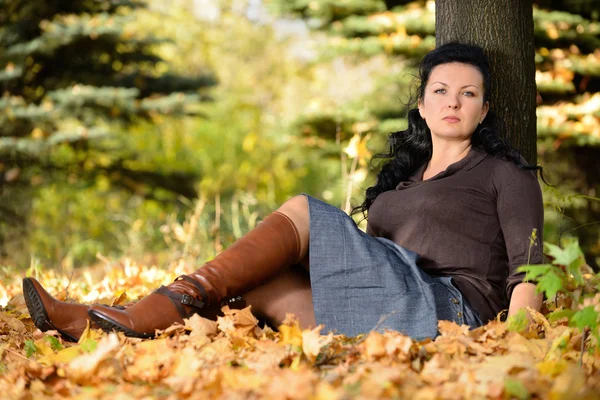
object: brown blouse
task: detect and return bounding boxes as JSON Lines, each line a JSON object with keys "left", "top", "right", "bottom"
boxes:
{"left": 366, "top": 148, "right": 544, "bottom": 323}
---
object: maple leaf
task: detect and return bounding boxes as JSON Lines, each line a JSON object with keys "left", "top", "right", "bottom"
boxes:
{"left": 3, "top": 256, "right": 600, "bottom": 398}
{"left": 219, "top": 305, "right": 259, "bottom": 337}
{"left": 185, "top": 313, "right": 217, "bottom": 338}
{"left": 302, "top": 325, "right": 333, "bottom": 363}
{"left": 438, "top": 320, "right": 470, "bottom": 337}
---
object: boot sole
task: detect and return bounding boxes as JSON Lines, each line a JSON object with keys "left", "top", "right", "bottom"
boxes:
{"left": 87, "top": 309, "right": 155, "bottom": 339}
{"left": 22, "top": 278, "right": 79, "bottom": 343}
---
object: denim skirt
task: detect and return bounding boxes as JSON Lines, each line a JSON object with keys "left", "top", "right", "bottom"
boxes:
{"left": 304, "top": 194, "right": 483, "bottom": 340}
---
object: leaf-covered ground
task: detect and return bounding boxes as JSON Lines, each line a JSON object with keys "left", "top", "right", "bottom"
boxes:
{"left": 0, "top": 260, "right": 599, "bottom": 399}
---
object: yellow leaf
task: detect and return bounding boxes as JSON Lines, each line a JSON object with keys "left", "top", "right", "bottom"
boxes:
{"left": 549, "top": 365, "right": 586, "bottom": 400}
{"left": 68, "top": 333, "right": 120, "bottom": 383}
{"left": 169, "top": 347, "right": 203, "bottom": 378}
{"left": 383, "top": 332, "right": 413, "bottom": 357}
{"left": 244, "top": 341, "right": 288, "bottom": 372}
{"left": 537, "top": 359, "right": 568, "bottom": 377}
{"left": 290, "top": 354, "right": 302, "bottom": 371}
{"left": 363, "top": 331, "right": 386, "bottom": 359}
{"left": 33, "top": 338, "right": 54, "bottom": 357}
{"left": 545, "top": 328, "right": 573, "bottom": 361}
{"left": 302, "top": 325, "right": 332, "bottom": 363}
{"left": 216, "top": 305, "right": 259, "bottom": 339}
{"left": 185, "top": 313, "right": 218, "bottom": 338}
{"left": 53, "top": 346, "right": 84, "bottom": 364}
{"left": 77, "top": 320, "right": 104, "bottom": 345}
{"left": 420, "top": 353, "right": 453, "bottom": 384}
{"left": 472, "top": 353, "right": 535, "bottom": 386}
{"left": 438, "top": 320, "right": 470, "bottom": 337}
{"left": 128, "top": 339, "right": 175, "bottom": 381}
{"left": 109, "top": 291, "right": 128, "bottom": 307}
{"left": 278, "top": 315, "right": 303, "bottom": 348}
{"left": 506, "top": 333, "right": 548, "bottom": 360}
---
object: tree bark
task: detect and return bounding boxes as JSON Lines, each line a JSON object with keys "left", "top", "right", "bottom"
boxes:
{"left": 435, "top": 0, "right": 537, "bottom": 164}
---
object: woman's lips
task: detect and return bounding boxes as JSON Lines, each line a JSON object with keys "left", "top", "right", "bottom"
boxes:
{"left": 443, "top": 116, "right": 460, "bottom": 123}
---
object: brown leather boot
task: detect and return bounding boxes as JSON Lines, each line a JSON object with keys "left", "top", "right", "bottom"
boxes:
{"left": 88, "top": 211, "right": 302, "bottom": 338}
{"left": 22, "top": 277, "right": 108, "bottom": 342}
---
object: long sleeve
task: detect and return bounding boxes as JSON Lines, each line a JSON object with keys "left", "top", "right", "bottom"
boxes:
{"left": 366, "top": 149, "right": 546, "bottom": 323}
{"left": 492, "top": 162, "right": 544, "bottom": 301}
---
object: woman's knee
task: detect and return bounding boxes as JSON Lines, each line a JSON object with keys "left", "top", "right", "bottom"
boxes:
{"left": 277, "top": 195, "right": 309, "bottom": 258}
{"left": 277, "top": 195, "right": 308, "bottom": 220}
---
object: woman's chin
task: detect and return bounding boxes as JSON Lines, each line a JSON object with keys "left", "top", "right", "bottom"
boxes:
{"left": 431, "top": 131, "right": 474, "bottom": 141}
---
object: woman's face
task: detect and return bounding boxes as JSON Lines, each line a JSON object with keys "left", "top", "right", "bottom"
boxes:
{"left": 418, "top": 62, "right": 489, "bottom": 142}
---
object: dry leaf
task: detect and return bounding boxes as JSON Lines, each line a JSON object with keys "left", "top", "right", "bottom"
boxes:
{"left": 68, "top": 333, "right": 120, "bottom": 383}
{"left": 302, "top": 325, "right": 332, "bottom": 363}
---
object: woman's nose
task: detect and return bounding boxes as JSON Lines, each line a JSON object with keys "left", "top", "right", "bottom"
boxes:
{"left": 447, "top": 98, "right": 460, "bottom": 109}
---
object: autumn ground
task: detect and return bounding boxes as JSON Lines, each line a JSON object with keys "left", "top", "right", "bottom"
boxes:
{"left": 0, "top": 259, "right": 599, "bottom": 399}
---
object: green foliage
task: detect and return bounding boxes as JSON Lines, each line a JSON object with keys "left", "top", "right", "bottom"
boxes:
{"left": 571, "top": 306, "right": 598, "bottom": 334}
{"left": 0, "top": 0, "right": 216, "bottom": 264}
{"left": 24, "top": 340, "right": 36, "bottom": 358}
{"left": 43, "top": 335, "right": 63, "bottom": 351}
{"left": 1, "top": 0, "right": 598, "bottom": 270}
{"left": 270, "top": 0, "right": 600, "bottom": 268}
{"left": 267, "top": 0, "right": 387, "bottom": 27}
{"left": 519, "top": 239, "right": 600, "bottom": 349}
{"left": 519, "top": 239, "right": 595, "bottom": 299}
{"left": 81, "top": 338, "right": 98, "bottom": 353}
{"left": 545, "top": 241, "right": 586, "bottom": 284}
{"left": 504, "top": 378, "right": 530, "bottom": 400}
{"left": 506, "top": 309, "right": 531, "bottom": 333}
{"left": 4, "top": 0, "right": 348, "bottom": 266}
{"left": 518, "top": 264, "right": 565, "bottom": 300}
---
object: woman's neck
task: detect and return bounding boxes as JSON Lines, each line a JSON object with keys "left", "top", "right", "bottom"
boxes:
{"left": 423, "top": 139, "right": 472, "bottom": 180}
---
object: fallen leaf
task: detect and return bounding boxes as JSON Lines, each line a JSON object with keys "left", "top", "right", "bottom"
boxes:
{"left": 302, "top": 325, "right": 332, "bottom": 363}
{"left": 68, "top": 333, "right": 120, "bottom": 383}
{"left": 279, "top": 315, "right": 303, "bottom": 348}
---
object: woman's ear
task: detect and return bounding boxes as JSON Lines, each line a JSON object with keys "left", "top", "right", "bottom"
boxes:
{"left": 418, "top": 98, "right": 424, "bottom": 119}
{"left": 481, "top": 101, "right": 489, "bottom": 122}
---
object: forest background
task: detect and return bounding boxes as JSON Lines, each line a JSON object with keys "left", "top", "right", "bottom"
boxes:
{"left": 1, "top": 0, "right": 599, "bottom": 274}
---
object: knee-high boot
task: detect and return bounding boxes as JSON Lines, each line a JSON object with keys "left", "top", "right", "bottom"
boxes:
{"left": 88, "top": 211, "right": 303, "bottom": 338}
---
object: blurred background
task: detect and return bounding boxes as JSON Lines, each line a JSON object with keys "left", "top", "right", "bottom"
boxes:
{"left": 0, "top": 0, "right": 598, "bottom": 272}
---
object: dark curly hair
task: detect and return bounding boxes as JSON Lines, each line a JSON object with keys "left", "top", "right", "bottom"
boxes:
{"left": 353, "top": 42, "right": 542, "bottom": 217}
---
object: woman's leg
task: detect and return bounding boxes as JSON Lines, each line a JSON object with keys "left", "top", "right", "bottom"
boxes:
{"left": 88, "top": 195, "right": 313, "bottom": 338}
{"left": 242, "top": 262, "right": 315, "bottom": 329}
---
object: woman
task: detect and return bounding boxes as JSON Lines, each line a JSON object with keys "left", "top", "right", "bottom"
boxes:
{"left": 23, "top": 42, "right": 544, "bottom": 342}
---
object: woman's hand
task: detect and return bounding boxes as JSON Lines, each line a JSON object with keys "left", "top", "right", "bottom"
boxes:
{"left": 507, "top": 282, "right": 544, "bottom": 322}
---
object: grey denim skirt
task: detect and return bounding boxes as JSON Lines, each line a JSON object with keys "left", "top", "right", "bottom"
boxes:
{"left": 304, "top": 194, "right": 483, "bottom": 340}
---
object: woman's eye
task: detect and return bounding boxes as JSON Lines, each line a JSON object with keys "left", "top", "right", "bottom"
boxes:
{"left": 434, "top": 88, "right": 446, "bottom": 94}
{"left": 463, "top": 91, "right": 475, "bottom": 97}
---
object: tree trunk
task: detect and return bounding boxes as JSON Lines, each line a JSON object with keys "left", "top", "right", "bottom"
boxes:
{"left": 435, "top": 0, "right": 537, "bottom": 164}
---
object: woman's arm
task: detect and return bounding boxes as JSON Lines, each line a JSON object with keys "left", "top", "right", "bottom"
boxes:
{"left": 492, "top": 162, "right": 545, "bottom": 305}
{"left": 507, "top": 282, "right": 544, "bottom": 319}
